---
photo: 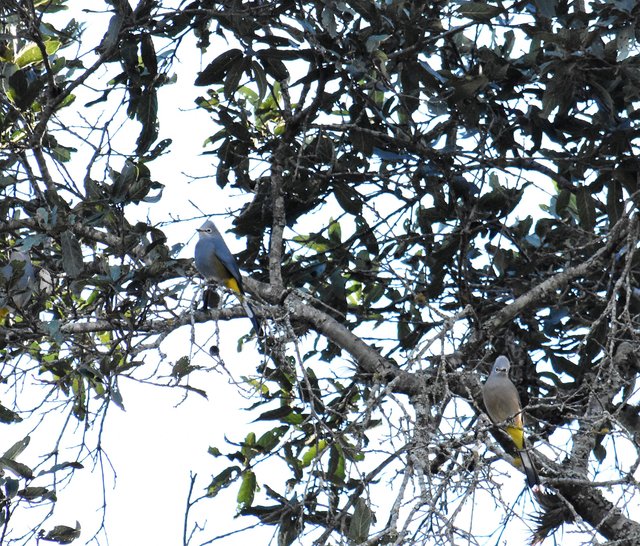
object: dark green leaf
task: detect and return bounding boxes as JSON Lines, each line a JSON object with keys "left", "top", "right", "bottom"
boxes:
{"left": 37, "top": 521, "right": 81, "bottom": 544}
{"left": 348, "top": 498, "right": 373, "bottom": 542}
{"left": 135, "top": 90, "right": 159, "bottom": 155}
{"left": 140, "top": 33, "right": 157, "bottom": 76}
{"left": 5, "top": 477, "right": 20, "bottom": 498}
{"left": 593, "top": 443, "right": 606, "bottom": 463}
{"left": 3, "top": 436, "right": 30, "bottom": 459}
{"left": 607, "top": 180, "right": 624, "bottom": 225}
{"left": 206, "top": 466, "right": 240, "bottom": 497}
{"left": 258, "top": 53, "right": 289, "bottom": 81}
{"left": 60, "top": 231, "right": 84, "bottom": 279}
{"left": 40, "top": 461, "right": 84, "bottom": 475}
{"left": 111, "top": 159, "right": 138, "bottom": 199}
{"left": 255, "top": 406, "right": 294, "bottom": 422}
{"left": 328, "top": 445, "right": 345, "bottom": 483}
{"left": 195, "top": 49, "right": 243, "bottom": 86}
{"left": 251, "top": 61, "right": 268, "bottom": 101}
{"left": 457, "top": 2, "right": 503, "bottom": 22}
{"left": 256, "top": 426, "right": 288, "bottom": 452}
{"left": 0, "top": 403, "right": 22, "bottom": 424}
{"left": 0, "top": 457, "right": 34, "bottom": 479}
{"left": 334, "top": 183, "right": 363, "bottom": 215}
{"left": 555, "top": 189, "right": 571, "bottom": 217}
{"left": 224, "top": 59, "right": 247, "bottom": 99}
{"left": 278, "top": 513, "right": 302, "bottom": 546}
{"left": 328, "top": 220, "right": 341, "bottom": 243}
{"left": 533, "top": 0, "right": 557, "bottom": 18}
{"left": 575, "top": 187, "right": 596, "bottom": 230}
{"left": 18, "top": 486, "right": 56, "bottom": 501}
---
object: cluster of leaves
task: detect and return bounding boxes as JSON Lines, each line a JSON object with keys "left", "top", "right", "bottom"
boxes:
{"left": 0, "top": 1, "right": 195, "bottom": 541}
{"left": 188, "top": 0, "right": 640, "bottom": 543}
{"left": 3, "top": 0, "right": 640, "bottom": 545}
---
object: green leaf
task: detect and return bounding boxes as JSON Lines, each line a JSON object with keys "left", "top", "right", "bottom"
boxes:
{"left": 15, "top": 40, "right": 61, "bottom": 68}
{"left": 34, "top": 0, "right": 68, "bottom": 12}
{"left": 457, "top": 2, "right": 503, "bottom": 22}
{"left": 242, "top": 432, "right": 257, "bottom": 462}
{"left": 283, "top": 412, "right": 305, "bottom": 425}
{"left": 301, "top": 439, "right": 328, "bottom": 467}
{"left": 206, "top": 466, "right": 240, "bottom": 497}
{"left": 256, "top": 426, "right": 288, "bottom": 452}
{"left": 328, "top": 445, "right": 345, "bottom": 483}
{"left": 328, "top": 220, "right": 341, "bottom": 243}
{"left": 237, "top": 470, "right": 256, "bottom": 510}
{"left": 348, "top": 498, "right": 373, "bottom": 542}
{"left": 208, "top": 446, "right": 222, "bottom": 457}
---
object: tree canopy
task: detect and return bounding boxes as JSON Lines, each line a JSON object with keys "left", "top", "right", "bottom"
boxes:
{"left": 2, "top": 0, "right": 640, "bottom": 545}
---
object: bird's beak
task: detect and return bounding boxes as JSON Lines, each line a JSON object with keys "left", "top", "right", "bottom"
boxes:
{"left": 196, "top": 228, "right": 204, "bottom": 233}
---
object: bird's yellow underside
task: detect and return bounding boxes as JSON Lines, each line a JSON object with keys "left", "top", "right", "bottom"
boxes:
{"left": 505, "top": 424, "right": 525, "bottom": 451}
{"left": 224, "top": 278, "right": 241, "bottom": 295}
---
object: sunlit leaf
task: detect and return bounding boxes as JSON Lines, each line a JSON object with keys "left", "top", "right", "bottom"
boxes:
{"left": 237, "top": 470, "right": 256, "bottom": 510}
{"left": 15, "top": 40, "right": 61, "bottom": 68}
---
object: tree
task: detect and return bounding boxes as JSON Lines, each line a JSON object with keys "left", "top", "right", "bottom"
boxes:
{"left": 2, "top": 0, "right": 640, "bottom": 544}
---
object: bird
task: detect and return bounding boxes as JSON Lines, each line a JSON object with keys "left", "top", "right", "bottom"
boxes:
{"left": 194, "top": 220, "right": 261, "bottom": 334}
{"left": 482, "top": 355, "right": 539, "bottom": 488}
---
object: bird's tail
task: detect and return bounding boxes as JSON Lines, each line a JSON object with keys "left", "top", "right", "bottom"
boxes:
{"left": 223, "top": 278, "right": 262, "bottom": 335}
{"left": 234, "top": 293, "right": 261, "bottom": 335}
{"left": 518, "top": 447, "right": 540, "bottom": 488}
{"left": 505, "top": 423, "right": 539, "bottom": 488}
{"left": 243, "top": 299, "right": 262, "bottom": 336}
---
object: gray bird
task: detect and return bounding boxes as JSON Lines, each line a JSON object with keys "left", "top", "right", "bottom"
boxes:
{"left": 194, "top": 220, "right": 260, "bottom": 334}
{"left": 482, "top": 355, "right": 539, "bottom": 488}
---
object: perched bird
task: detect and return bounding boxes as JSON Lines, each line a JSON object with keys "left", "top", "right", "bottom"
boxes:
{"left": 482, "top": 355, "right": 539, "bottom": 488}
{"left": 194, "top": 220, "right": 260, "bottom": 334}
